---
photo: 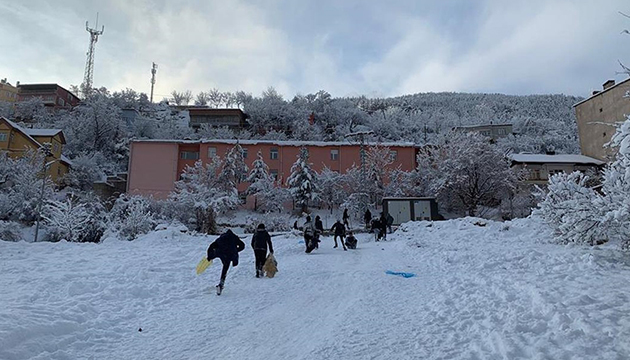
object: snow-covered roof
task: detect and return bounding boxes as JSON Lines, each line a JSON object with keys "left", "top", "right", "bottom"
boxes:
{"left": 509, "top": 153, "right": 605, "bottom": 165}
{"left": 573, "top": 77, "right": 630, "bottom": 107}
{"left": 1, "top": 117, "right": 42, "bottom": 147}
{"left": 24, "top": 128, "right": 63, "bottom": 137}
{"left": 60, "top": 155, "right": 72, "bottom": 166}
{"left": 133, "top": 138, "right": 418, "bottom": 148}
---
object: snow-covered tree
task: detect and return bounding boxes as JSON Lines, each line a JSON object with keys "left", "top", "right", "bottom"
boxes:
{"left": 109, "top": 194, "right": 156, "bottom": 240}
{"left": 219, "top": 144, "right": 249, "bottom": 190}
{"left": 341, "top": 192, "right": 371, "bottom": 223}
{"left": 246, "top": 151, "right": 274, "bottom": 211}
{"left": 535, "top": 172, "right": 608, "bottom": 245}
{"left": 0, "top": 149, "right": 55, "bottom": 222}
{"left": 364, "top": 145, "right": 395, "bottom": 204}
{"left": 170, "top": 158, "right": 239, "bottom": 234}
{"left": 418, "top": 132, "right": 518, "bottom": 217}
{"left": 171, "top": 90, "right": 192, "bottom": 105}
{"left": 317, "top": 167, "right": 344, "bottom": 213}
{"left": 286, "top": 147, "right": 319, "bottom": 213}
{"left": 42, "top": 198, "right": 91, "bottom": 242}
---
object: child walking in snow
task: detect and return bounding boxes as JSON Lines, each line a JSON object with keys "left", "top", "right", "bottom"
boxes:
{"left": 330, "top": 220, "right": 347, "bottom": 250}
{"left": 251, "top": 224, "right": 274, "bottom": 278}
{"left": 207, "top": 229, "right": 245, "bottom": 295}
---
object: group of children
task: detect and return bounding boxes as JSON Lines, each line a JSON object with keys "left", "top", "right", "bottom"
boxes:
{"left": 302, "top": 209, "right": 358, "bottom": 253}
{"left": 205, "top": 223, "right": 274, "bottom": 295}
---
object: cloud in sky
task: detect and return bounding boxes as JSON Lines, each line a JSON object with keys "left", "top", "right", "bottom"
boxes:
{"left": 1, "top": 0, "right": 629, "bottom": 100}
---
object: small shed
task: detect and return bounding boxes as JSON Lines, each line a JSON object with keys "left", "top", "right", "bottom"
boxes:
{"left": 382, "top": 197, "right": 439, "bottom": 225}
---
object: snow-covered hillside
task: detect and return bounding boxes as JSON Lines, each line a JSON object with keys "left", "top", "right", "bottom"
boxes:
{"left": 1, "top": 217, "right": 629, "bottom": 359}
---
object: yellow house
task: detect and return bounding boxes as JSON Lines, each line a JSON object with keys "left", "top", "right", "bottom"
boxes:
{"left": 0, "top": 116, "right": 71, "bottom": 183}
{"left": 0, "top": 79, "right": 19, "bottom": 103}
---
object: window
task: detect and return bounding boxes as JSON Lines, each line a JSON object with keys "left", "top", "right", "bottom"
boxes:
{"left": 548, "top": 169, "right": 563, "bottom": 178}
{"left": 239, "top": 192, "right": 247, "bottom": 204}
{"left": 242, "top": 147, "right": 248, "bottom": 159}
{"left": 180, "top": 151, "right": 199, "bottom": 160}
{"left": 270, "top": 169, "right": 279, "bottom": 180}
{"left": 52, "top": 142, "right": 60, "bottom": 154}
{"left": 480, "top": 130, "right": 491, "bottom": 136}
{"left": 599, "top": 108, "right": 603, "bottom": 113}
{"left": 207, "top": 147, "right": 217, "bottom": 158}
{"left": 530, "top": 169, "right": 541, "bottom": 180}
{"left": 270, "top": 148, "right": 279, "bottom": 160}
{"left": 497, "top": 128, "right": 507, "bottom": 135}
{"left": 57, "top": 166, "right": 62, "bottom": 176}
{"left": 330, "top": 149, "right": 339, "bottom": 160}
{"left": 390, "top": 150, "right": 398, "bottom": 160}
{"left": 0, "top": 132, "right": 7, "bottom": 142}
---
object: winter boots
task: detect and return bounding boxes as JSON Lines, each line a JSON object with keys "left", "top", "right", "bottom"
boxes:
{"left": 216, "top": 282, "right": 224, "bottom": 295}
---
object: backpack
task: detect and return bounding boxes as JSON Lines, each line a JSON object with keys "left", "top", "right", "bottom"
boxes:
{"left": 304, "top": 226, "right": 314, "bottom": 237}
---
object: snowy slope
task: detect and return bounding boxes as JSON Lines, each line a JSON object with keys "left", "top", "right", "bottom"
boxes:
{"left": 1, "top": 217, "right": 630, "bottom": 359}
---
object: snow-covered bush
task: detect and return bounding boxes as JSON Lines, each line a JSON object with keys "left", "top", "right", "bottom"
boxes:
{"left": 535, "top": 172, "right": 608, "bottom": 245}
{"left": 109, "top": 195, "right": 156, "bottom": 240}
{"left": 42, "top": 198, "right": 91, "bottom": 242}
{"left": 0, "top": 221, "right": 22, "bottom": 242}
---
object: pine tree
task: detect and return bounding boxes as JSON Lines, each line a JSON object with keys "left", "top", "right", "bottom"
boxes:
{"left": 218, "top": 144, "right": 249, "bottom": 192}
{"left": 246, "top": 151, "right": 274, "bottom": 211}
{"left": 286, "top": 147, "right": 319, "bottom": 213}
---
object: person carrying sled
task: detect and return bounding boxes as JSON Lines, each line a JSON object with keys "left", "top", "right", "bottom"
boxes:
{"left": 345, "top": 231, "right": 358, "bottom": 249}
{"left": 207, "top": 229, "right": 245, "bottom": 295}
{"left": 303, "top": 216, "right": 318, "bottom": 253}
{"left": 342, "top": 208, "right": 350, "bottom": 229}
{"left": 251, "top": 223, "right": 274, "bottom": 278}
{"left": 330, "top": 220, "right": 347, "bottom": 250}
{"left": 364, "top": 209, "right": 372, "bottom": 229}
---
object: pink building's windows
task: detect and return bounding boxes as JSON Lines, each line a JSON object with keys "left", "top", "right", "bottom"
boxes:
{"left": 390, "top": 150, "right": 398, "bottom": 160}
{"left": 207, "top": 147, "right": 217, "bottom": 158}
{"left": 330, "top": 149, "right": 339, "bottom": 160}
{"left": 180, "top": 151, "right": 199, "bottom": 160}
{"left": 242, "top": 147, "right": 248, "bottom": 159}
{"left": 270, "top": 148, "right": 279, "bottom": 160}
{"left": 270, "top": 169, "right": 278, "bottom": 180}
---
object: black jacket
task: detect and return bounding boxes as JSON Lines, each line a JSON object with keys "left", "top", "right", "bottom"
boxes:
{"left": 331, "top": 222, "right": 346, "bottom": 236}
{"left": 207, "top": 230, "right": 245, "bottom": 263}
{"left": 315, "top": 218, "right": 323, "bottom": 232}
{"left": 364, "top": 210, "right": 372, "bottom": 222}
{"left": 251, "top": 229, "right": 273, "bottom": 253}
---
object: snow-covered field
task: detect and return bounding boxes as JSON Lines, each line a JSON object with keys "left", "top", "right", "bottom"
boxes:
{"left": 2, "top": 217, "right": 630, "bottom": 359}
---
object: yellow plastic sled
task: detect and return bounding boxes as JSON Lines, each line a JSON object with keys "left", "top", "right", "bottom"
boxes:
{"left": 196, "top": 257, "right": 213, "bottom": 275}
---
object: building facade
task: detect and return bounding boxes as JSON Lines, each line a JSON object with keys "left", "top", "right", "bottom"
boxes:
{"left": 170, "top": 107, "right": 249, "bottom": 130}
{"left": 0, "top": 79, "right": 19, "bottom": 103}
{"left": 0, "top": 117, "right": 71, "bottom": 182}
{"left": 509, "top": 153, "right": 604, "bottom": 185}
{"left": 574, "top": 78, "right": 630, "bottom": 161}
{"left": 17, "top": 83, "right": 80, "bottom": 109}
{"left": 127, "top": 139, "right": 417, "bottom": 201}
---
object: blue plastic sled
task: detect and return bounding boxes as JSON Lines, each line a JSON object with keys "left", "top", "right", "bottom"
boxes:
{"left": 385, "top": 270, "right": 416, "bottom": 278}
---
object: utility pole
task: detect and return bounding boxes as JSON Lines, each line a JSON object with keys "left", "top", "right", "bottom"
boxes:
{"left": 34, "top": 144, "right": 53, "bottom": 243}
{"left": 150, "top": 62, "right": 158, "bottom": 102}
{"left": 82, "top": 13, "right": 104, "bottom": 98}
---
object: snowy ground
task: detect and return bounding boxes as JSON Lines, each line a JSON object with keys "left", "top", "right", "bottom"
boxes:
{"left": 2, "top": 217, "right": 630, "bottom": 360}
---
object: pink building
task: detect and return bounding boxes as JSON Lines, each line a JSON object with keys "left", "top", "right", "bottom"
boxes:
{"left": 127, "top": 139, "right": 418, "bottom": 203}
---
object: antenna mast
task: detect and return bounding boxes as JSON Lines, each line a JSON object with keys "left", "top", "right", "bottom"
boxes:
{"left": 82, "top": 13, "right": 104, "bottom": 97}
{"left": 150, "top": 62, "right": 158, "bottom": 102}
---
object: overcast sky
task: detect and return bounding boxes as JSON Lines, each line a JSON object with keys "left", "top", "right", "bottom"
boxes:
{"left": 1, "top": 0, "right": 630, "bottom": 100}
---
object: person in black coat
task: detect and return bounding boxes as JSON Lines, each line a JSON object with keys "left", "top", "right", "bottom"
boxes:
{"left": 251, "top": 223, "right": 273, "bottom": 278}
{"left": 379, "top": 212, "right": 388, "bottom": 241}
{"left": 314, "top": 216, "right": 324, "bottom": 234}
{"left": 330, "top": 220, "right": 347, "bottom": 250}
{"left": 364, "top": 209, "right": 372, "bottom": 229}
{"left": 342, "top": 208, "right": 350, "bottom": 229}
{"left": 207, "top": 229, "right": 245, "bottom": 294}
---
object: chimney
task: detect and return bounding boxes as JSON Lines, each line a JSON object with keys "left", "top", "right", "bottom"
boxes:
{"left": 16, "top": 81, "right": 20, "bottom": 86}
{"left": 603, "top": 79, "right": 615, "bottom": 90}
{"left": 1, "top": 78, "right": 6, "bottom": 84}
{"left": 592, "top": 90, "right": 600, "bottom": 96}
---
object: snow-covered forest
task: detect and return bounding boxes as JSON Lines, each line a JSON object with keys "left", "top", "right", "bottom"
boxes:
{"left": 0, "top": 86, "right": 598, "bottom": 244}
